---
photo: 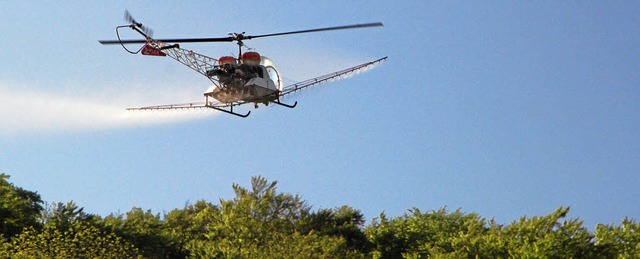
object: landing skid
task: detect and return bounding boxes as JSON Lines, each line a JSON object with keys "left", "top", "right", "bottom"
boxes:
{"left": 272, "top": 100, "right": 298, "bottom": 108}
{"left": 207, "top": 105, "right": 251, "bottom": 118}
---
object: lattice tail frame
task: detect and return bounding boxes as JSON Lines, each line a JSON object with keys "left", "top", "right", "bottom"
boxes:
{"left": 147, "top": 40, "right": 221, "bottom": 86}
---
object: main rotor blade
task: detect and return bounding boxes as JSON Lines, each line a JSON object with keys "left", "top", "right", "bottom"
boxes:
{"left": 99, "top": 39, "right": 145, "bottom": 45}
{"left": 99, "top": 22, "right": 383, "bottom": 45}
{"left": 99, "top": 37, "right": 235, "bottom": 45}
{"left": 246, "top": 22, "right": 383, "bottom": 40}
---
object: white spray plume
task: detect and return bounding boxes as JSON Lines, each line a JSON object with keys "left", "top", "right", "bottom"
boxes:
{"left": 0, "top": 83, "right": 216, "bottom": 135}
{"left": 0, "top": 50, "right": 382, "bottom": 136}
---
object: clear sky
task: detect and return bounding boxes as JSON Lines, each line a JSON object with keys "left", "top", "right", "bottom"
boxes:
{"left": 1, "top": 1, "right": 639, "bottom": 228}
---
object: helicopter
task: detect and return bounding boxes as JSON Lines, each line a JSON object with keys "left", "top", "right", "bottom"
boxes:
{"left": 99, "top": 11, "right": 387, "bottom": 118}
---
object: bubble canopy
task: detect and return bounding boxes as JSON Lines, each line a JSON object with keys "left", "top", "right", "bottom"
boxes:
{"left": 260, "top": 56, "right": 282, "bottom": 91}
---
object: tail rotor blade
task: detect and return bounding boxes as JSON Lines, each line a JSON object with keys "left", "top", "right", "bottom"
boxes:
{"left": 124, "top": 10, "right": 139, "bottom": 27}
{"left": 124, "top": 10, "right": 153, "bottom": 37}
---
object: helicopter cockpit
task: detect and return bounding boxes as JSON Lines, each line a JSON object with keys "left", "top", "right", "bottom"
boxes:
{"left": 204, "top": 52, "right": 282, "bottom": 104}
{"left": 207, "top": 52, "right": 278, "bottom": 90}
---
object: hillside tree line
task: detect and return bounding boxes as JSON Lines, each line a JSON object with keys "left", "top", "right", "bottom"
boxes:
{"left": 1, "top": 173, "right": 639, "bottom": 258}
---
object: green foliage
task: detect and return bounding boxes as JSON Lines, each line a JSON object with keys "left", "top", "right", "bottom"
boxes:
{"left": 163, "top": 200, "right": 217, "bottom": 256}
{"left": 0, "top": 174, "right": 43, "bottom": 237}
{"left": 365, "top": 207, "right": 605, "bottom": 258}
{"left": 187, "top": 176, "right": 354, "bottom": 258}
{"left": 104, "top": 207, "right": 183, "bottom": 258}
{"left": 501, "top": 207, "right": 596, "bottom": 258}
{"left": 41, "top": 201, "right": 99, "bottom": 231}
{"left": 594, "top": 218, "right": 640, "bottom": 258}
{"left": 365, "top": 207, "right": 500, "bottom": 258}
{"left": 0, "top": 220, "right": 141, "bottom": 258}
{"left": 303, "top": 205, "right": 371, "bottom": 253}
{"left": 3, "top": 173, "right": 640, "bottom": 258}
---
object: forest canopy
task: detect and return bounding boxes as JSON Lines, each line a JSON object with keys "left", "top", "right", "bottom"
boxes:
{"left": 1, "top": 173, "right": 639, "bottom": 258}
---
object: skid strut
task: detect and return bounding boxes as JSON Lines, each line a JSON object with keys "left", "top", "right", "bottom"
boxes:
{"left": 272, "top": 100, "right": 297, "bottom": 108}
{"left": 207, "top": 104, "right": 251, "bottom": 118}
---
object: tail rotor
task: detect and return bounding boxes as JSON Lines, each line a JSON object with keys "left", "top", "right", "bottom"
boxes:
{"left": 124, "top": 10, "right": 153, "bottom": 38}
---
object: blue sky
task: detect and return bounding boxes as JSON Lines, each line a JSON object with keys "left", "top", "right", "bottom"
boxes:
{"left": 1, "top": 1, "right": 639, "bottom": 228}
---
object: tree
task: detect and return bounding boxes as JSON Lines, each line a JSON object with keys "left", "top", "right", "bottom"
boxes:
{"left": 501, "top": 207, "right": 597, "bottom": 258}
{"left": 365, "top": 207, "right": 497, "bottom": 258}
{"left": 303, "top": 205, "right": 371, "bottom": 253}
{"left": 104, "top": 207, "right": 182, "bottom": 258}
{"left": 594, "top": 218, "right": 640, "bottom": 258}
{"left": 162, "top": 200, "right": 217, "bottom": 257}
{"left": 0, "top": 173, "right": 43, "bottom": 237}
{"left": 365, "top": 206, "right": 606, "bottom": 258}
{"left": 0, "top": 220, "right": 141, "bottom": 258}
{"left": 40, "top": 201, "right": 98, "bottom": 231}
{"left": 187, "top": 176, "right": 354, "bottom": 258}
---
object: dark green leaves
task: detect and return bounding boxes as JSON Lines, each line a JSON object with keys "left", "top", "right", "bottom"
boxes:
{"left": 0, "top": 173, "right": 43, "bottom": 237}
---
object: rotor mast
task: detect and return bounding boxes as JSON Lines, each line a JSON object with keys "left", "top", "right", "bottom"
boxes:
{"left": 235, "top": 34, "right": 245, "bottom": 61}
